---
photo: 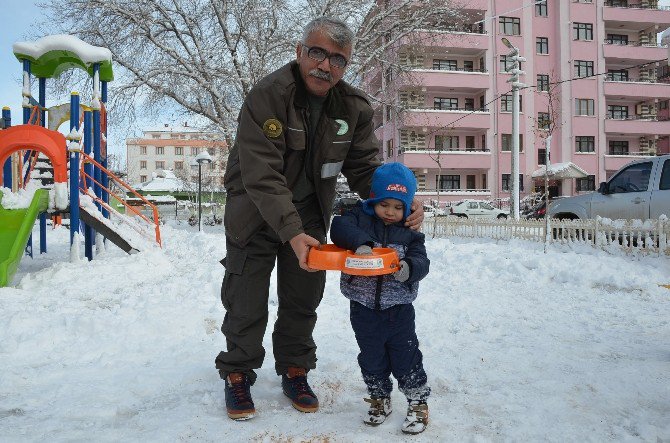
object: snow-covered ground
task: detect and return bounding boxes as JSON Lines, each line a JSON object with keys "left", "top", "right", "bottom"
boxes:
{"left": 1, "top": 222, "right": 669, "bottom": 442}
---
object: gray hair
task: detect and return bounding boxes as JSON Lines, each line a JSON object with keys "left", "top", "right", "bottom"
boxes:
{"left": 302, "top": 17, "right": 354, "bottom": 49}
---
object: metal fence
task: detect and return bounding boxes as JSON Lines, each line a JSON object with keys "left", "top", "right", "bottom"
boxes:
{"left": 427, "top": 216, "right": 670, "bottom": 256}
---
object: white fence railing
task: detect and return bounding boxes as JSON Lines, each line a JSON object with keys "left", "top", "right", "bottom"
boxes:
{"left": 428, "top": 216, "right": 670, "bottom": 256}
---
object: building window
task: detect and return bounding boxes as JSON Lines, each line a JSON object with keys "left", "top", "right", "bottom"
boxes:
{"left": 140, "top": 160, "right": 147, "bottom": 169}
{"left": 499, "top": 16, "right": 520, "bottom": 36}
{"left": 607, "top": 69, "right": 629, "bottom": 81}
{"left": 155, "top": 161, "right": 165, "bottom": 170}
{"left": 175, "top": 146, "right": 183, "bottom": 155}
{"left": 152, "top": 134, "right": 160, "bottom": 139}
{"left": 501, "top": 94, "right": 522, "bottom": 112}
{"left": 191, "top": 147, "right": 199, "bottom": 155}
{"left": 536, "top": 37, "right": 549, "bottom": 54}
{"left": 433, "top": 59, "right": 457, "bottom": 71}
{"left": 606, "top": 34, "right": 628, "bottom": 45}
{"left": 537, "top": 112, "right": 551, "bottom": 129}
{"left": 435, "top": 135, "right": 459, "bottom": 150}
{"left": 537, "top": 74, "right": 549, "bottom": 92}
{"left": 573, "top": 23, "right": 593, "bottom": 41}
{"left": 140, "top": 146, "right": 147, "bottom": 155}
{"left": 502, "top": 174, "right": 524, "bottom": 191}
{"left": 155, "top": 146, "right": 164, "bottom": 155}
{"left": 174, "top": 161, "right": 184, "bottom": 170}
{"left": 434, "top": 97, "right": 459, "bottom": 110}
{"left": 500, "top": 55, "right": 521, "bottom": 72}
{"left": 609, "top": 140, "right": 629, "bottom": 155}
{"left": 574, "top": 60, "right": 594, "bottom": 78}
{"left": 535, "top": 0, "right": 547, "bottom": 16}
{"left": 140, "top": 175, "right": 147, "bottom": 182}
{"left": 576, "top": 136, "right": 595, "bottom": 153}
{"left": 437, "top": 175, "right": 460, "bottom": 190}
{"left": 501, "top": 134, "right": 524, "bottom": 152}
{"left": 466, "top": 136, "right": 475, "bottom": 151}
{"left": 575, "top": 98, "right": 595, "bottom": 116}
{"left": 463, "top": 60, "right": 474, "bottom": 72}
{"left": 386, "top": 139, "right": 394, "bottom": 157}
{"left": 538, "top": 148, "right": 549, "bottom": 165}
{"left": 660, "top": 100, "right": 669, "bottom": 110}
{"left": 576, "top": 175, "right": 596, "bottom": 192}
{"left": 607, "top": 105, "right": 629, "bottom": 120}
{"left": 464, "top": 98, "right": 475, "bottom": 111}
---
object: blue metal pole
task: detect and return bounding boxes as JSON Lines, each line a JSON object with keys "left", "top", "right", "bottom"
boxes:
{"left": 101, "top": 80, "right": 109, "bottom": 218}
{"left": 83, "top": 110, "right": 94, "bottom": 261}
{"left": 92, "top": 64, "right": 102, "bottom": 213}
{"left": 2, "top": 107, "right": 11, "bottom": 188}
{"left": 38, "top": 77, "right": 47, "bottom": 254}
{"left": 22, "top": 60, "right": 32, "bottom": 258}
{"left": 69, "top": 92, "right": 81, "bottom": 248}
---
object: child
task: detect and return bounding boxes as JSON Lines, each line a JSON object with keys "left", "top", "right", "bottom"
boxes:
{"left": 330, "top": 162, "right": 431, "bottom": 434}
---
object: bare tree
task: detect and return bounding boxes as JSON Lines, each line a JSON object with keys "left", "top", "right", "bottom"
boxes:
{"left": 38, "top": 0, "right": 463, "bottom": 144}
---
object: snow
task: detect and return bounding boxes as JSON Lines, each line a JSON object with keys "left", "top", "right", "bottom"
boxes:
{"left": 135, "top": 170, "right": 187, "bottom": 192}
{"left": 0, "top": 181, "right": 39, "bottom": 209}
{"left": 531, "top": 162, "right": 589, "bottom": 179}
{"left": 1, "top": 223, "right": 669, "bottom": 441}
{"left": 13, "top": 35, "right": 112, "bottom": 64}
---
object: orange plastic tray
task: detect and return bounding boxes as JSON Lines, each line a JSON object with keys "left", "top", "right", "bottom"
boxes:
{"left": 307, "top": 244, "right": 399, "bottom": 276}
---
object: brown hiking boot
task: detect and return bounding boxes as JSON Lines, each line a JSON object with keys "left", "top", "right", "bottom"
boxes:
{"left": 224, "top": 372, "right": 256, "bottom": 420}
{"left": 282, "top": 367, "right": 319, "bottom": 413}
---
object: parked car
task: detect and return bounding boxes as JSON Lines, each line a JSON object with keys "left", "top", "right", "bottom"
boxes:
{"left": 449, "top": 199, "right": 508, "bottom": 219}
{"left": 332, "top": 196, "right": 360, "bottom": 216}
{"left": 548, "top": 155, "right": 670, "bottom": 220}
{"left": 523, "top": 200, "right": 546, "bottom": 220}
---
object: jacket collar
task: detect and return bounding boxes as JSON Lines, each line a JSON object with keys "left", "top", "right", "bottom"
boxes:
{"left": 290, "top": 61, "right": 348, "bottom": 119}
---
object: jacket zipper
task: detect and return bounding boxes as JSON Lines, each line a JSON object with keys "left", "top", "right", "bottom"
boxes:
{"left": 374, "top": 224, "right": 388, "bottom": 310}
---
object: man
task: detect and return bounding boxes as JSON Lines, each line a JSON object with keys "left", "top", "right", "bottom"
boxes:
{"left": 216, "top": 16, "right": 424, "bottom": 421}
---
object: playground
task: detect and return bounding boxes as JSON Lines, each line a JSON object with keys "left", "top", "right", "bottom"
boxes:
{"left": 0, "top": 35, "right": 162, "bottom": 287}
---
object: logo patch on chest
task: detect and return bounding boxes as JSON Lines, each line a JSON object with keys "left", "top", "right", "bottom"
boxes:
{"left": 263, "top": 118, "right": 283, "bottom": 138}
{"left": 335, "top": 119, "right": 348, "bottom": 136}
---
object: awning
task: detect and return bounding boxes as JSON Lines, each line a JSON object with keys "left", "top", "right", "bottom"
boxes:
{"left": 531, "top": 162, "right": 589, "bottom": 180}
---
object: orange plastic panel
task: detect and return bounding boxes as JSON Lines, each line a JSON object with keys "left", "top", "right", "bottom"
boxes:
{"left": 307, "top": 244, "right": 399, "bottom": 276}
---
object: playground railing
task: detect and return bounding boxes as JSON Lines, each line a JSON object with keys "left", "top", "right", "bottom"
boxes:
{"left": 79, "top": 152, "right": 162, "bottom": 247}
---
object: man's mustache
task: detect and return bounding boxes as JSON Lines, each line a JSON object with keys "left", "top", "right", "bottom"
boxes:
{"left": 309, "top": 69, "right": 332, "bottom": 82}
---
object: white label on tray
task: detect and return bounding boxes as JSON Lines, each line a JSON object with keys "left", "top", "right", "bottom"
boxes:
{"left": 345, "top": 257, "right": 384, "bottom": 270}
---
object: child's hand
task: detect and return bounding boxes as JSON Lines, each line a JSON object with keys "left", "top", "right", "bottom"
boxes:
{"left": 394, "top": 260, "right": 410, "bottom": 282}
{"left": 355, "top": 245, "right": 373, "bottom": 255}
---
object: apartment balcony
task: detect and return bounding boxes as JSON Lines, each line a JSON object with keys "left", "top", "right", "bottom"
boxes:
{"left": 604, "top": 78, "right": 670, "bottom": 100}
{"left": 401, "top": 109, "right": 491, "bottom": 130}
{"left": 398, "top": 148, "right": 492, "bottom": 170}
{"left": 405, "top": 30, "right": 489, "bottom": 52}
{"left": 603, "top": 40, "right": 668, "bottom": 63}
{"left": 604, "top": 115, "right": 670, "bottom": 136}
{"left": 398, "top": 69, "right": 489, "bottom": 91}
{"left": 604, "top": 1, "right": 670, "bottom": 28}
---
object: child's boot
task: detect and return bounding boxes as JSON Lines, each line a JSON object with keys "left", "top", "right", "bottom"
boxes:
{"left": 401, "top": 400, "right": 428, "bottom": 434}
{"left": 362, "top": 396, "right": 392, "bottom": 426}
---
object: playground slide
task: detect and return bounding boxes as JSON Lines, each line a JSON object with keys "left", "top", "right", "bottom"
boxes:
{"left": 78, "top": 204, "right": 139, "bottom": 254}
{"left": 0, "top": 188, "right": 49, "bottom": 287}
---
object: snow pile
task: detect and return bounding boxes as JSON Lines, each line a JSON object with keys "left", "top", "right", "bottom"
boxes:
{"left": 0, "top": 181, "right": 40, "bottom": 209}
{"left": 0, "top": 225, "right": 668, "bottom": 441}
{"left": 13, "top": 35, "right": 112, "bottom": 64}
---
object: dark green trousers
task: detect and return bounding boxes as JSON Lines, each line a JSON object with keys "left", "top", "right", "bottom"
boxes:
{"left": 215, "top": 224, "right": 326, "bottom": 384}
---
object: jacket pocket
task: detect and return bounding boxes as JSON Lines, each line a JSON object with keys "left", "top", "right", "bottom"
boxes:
{"left": 224, "top": 192, "right": 265, "bottom": 247}
{"left": 220, "top": 247, "right": 248, "bottom": 311}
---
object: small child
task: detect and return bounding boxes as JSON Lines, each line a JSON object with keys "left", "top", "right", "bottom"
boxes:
{"left": 330, "top": 162, "right": 431, "bottom": 434}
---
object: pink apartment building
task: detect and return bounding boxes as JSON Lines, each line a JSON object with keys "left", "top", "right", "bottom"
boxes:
{"left": 366, "top": 0, "right": 670, "bottom": 204}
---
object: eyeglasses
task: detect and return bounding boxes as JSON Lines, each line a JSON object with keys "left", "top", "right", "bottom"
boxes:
{"left": 302, "top": 45, "right": 348, "bottom": 69}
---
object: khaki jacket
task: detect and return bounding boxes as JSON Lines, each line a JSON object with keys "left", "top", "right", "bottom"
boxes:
{"left": 223, "top": 61, "right": 381, "bottom": 247}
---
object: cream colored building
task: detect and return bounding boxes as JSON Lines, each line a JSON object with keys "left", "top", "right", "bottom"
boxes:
{"left": 125, "top": 123, "right": 228, "bottom": 189}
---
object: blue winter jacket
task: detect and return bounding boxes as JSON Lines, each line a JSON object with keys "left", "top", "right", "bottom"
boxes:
{"left": 330, "top": 205, "right": 430, "bottom": 310}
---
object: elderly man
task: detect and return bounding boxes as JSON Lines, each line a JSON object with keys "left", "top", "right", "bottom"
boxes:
{"left": 216, "top": 16, "right": 423, "bottom": 420}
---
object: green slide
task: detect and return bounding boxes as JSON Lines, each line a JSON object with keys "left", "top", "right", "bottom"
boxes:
{"left": 0, "top": 189, "right": 49, "bottom": 287}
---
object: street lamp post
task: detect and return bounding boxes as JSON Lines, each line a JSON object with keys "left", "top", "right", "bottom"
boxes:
{"left": 502, "top": 37, "right": 526, "bottom": 220}
{"left": 193, "top": 151, "right": 212, "bottom": 231}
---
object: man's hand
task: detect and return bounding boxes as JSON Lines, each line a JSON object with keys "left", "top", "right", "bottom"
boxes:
{"left": 289, "top": 233, "right": 321, "bottom": 272}
{"left": 355, "top": 245, "right": 373, "bottom": 255}
{"left": 405, "top": 197, "right": 424, "bottom": 231}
